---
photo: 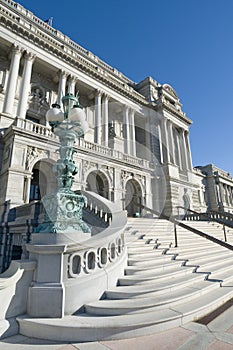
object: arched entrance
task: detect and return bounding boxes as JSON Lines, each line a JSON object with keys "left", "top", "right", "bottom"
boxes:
{"left": 86, "top": 171, "right": 109, "bottom": 199}
{"left": 125, "top": 179, "right": 142, "bottom": 217}
{"left": 29, "top": 160, "right": 56, "bottom": 202}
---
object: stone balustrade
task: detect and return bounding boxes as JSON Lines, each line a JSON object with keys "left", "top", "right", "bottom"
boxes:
{"left": 13, "top": 117, "right": 55, "bottom": 138}
{"left": 65, "top": 191, "right": 127, "bottom": 281}
{"left": 12, "top": 118, "right": 150, "bottom": 168}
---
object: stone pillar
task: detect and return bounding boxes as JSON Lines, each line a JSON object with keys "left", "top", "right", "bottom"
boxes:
{"left": 17, "top": 52, "right": 35, "bottom": 119}
{"left": 68, "top": 75, "right": 76, "bottom": 96}
{"left": 129, "top": 109, "right": 136, "bottom": 157}
{"left": 181, "top": 129, "right": 189, "bottom": 171}
{"left": 162, "top": 119, "right": 170, "bottom": 163}
{"left": 168, "top": 121, "right": 175, "bottom": 164}
{"left": 185, "top": 131, "right": 193, "bottom": 170}
{"left": 95, "top": 90, "right": 102, "bottom": 144}
{"left": 102, "top": 94, "right": 109, "bottom": 147}
{"left": 23, "top": 174, "right": 32, "bottom": 203}
{"left": 157, "top": 122, "right": 163, "bottom": 164}
{"left": 176, "top": 130, "right": 182, "bottom": 170}
{"left": 3, "top": 44, "right": 22, "bottom": 115}
{"left": 57, "top": 70, "right": 68, "bottom": 106}
{"left": 123, "top": 106, "right": 130, "bottom": 154}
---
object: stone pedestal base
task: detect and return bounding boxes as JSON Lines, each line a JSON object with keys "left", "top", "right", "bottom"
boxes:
{"left": 26, "top": 241, "right": 67, "bottom": 318}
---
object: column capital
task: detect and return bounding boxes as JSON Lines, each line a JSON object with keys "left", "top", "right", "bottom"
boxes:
{"left": 129, "top": 107, "right": 136, "bottom": 115}
{"left": 12, "top": 43, "right": 23, "bottom": 55}
{"left": 95, "top": 89, "right": 103, "bottom": 97}
{"left": 59, "top": 70, "right": 69, "bottom": 79}
{"left": 68, "top": 74, "right": 78, "bottom": 83}
{"left": 102, "top": 93, "right": 110, "bottom": 101}
{"left": 24, "top": 51, "right": 36, "bottom": 62}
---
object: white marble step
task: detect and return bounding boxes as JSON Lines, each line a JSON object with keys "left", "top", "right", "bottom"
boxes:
{"left": 125, "top": 253, "right": 233, "bottom": 276}
{"left": 105, "top": 278, "right": 220, "bottom": 300}
{"left": 18, "top": 285, "right": 233, "bottom": 342}
{"left": 84, "top": 279, "right": 223, "bottom": 316}
{"left": 118, "top": 268, "right": 208, "bottom": 287}
{"left": 119, "top": 257, "right": 233, "bottom": 286}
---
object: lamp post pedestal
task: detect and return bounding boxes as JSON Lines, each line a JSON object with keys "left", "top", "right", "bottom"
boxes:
{"left": 34, "top": 119, "right": 91, "bottom": 241}
{"left": 26, "top": 98, "right": 92, "bottom": 318}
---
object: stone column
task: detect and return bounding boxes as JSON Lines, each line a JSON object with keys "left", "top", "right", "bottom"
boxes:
{"left": 95, "top": 90, "right": 102, "bottom": 144}
{"left": 129, "top": 109, "right": 136, "bottom": 157}
{"left": 162, "top": 119, "right": 170, "bottom": 163}
{"left": 181, "top": 129, "right": 189, "bottom": 171}
{"left": 3, "top": 44, "right": 22, "bottom": 115}
{"left": 57, "top": 70, "right": 68, "bottom": 106}
{"left": 23, "top": 174, "right": 32, "bottom": 203}
{"left": 168, "top": 121, "right": 175, "bottom": 164}
{"left": 102, "top": 94, "right": 109, "bottom": 147}
{"left": 17, "top": 52, "right": 35, "bottom": 119}
{"left": 185, "top": 131, "right": 193, "bottom": 170}
{"left": 176, "top": 130, "right": 182, "bottom": 170}
{"left": 123, "top": 105, "right": 130, "bottom": 154}
{"left": 68, "top": 75, "right": 76, "bottom": 96}
{"left": 157, "top": 122, "right": 163, "bottom": 164}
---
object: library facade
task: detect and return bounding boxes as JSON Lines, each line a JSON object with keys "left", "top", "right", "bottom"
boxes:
{"left": 0, "top": 0, "right": 232, "bottom": 222}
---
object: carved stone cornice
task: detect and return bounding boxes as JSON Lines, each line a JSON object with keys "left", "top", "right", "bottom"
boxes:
{"left": 0, "top": 3, "right": 148, "bottom": 106}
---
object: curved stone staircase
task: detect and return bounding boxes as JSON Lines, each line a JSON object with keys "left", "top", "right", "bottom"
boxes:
{"left": 18, "top": 217, "right": 233, "bottom": 342}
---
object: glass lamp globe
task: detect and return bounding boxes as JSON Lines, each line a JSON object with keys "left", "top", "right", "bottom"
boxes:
{"left": 46, "top": 104, "right": 64, "bottom": 122}
{"left": 69, "top": 106, "right": 86, "bottom": 123}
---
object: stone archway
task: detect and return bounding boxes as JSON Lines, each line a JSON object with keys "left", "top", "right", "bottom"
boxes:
{"left": 29, "top": 160, "right": 56, "bottom": 201}
{"left": 125, "top": 179, "right": 142, "bottom": 217}
{"left": 86, "top": 171, "right": 109, "bottom": 199}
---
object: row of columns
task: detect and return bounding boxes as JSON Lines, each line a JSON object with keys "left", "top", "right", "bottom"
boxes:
{"left": 2, "top": 44, "right": 79, "bottom": 120}
{"left": 3, "top": 44, "right": 35, "bottom": 118}
{"left": 158, "top": 117, "right": 192, "bottom": 172}
{"left": 2, "top": 44, "right": 138, "bottom": 158}
{"left": 94, "top": 90, "right": 136, "bottom": 156}
{"left": 217, "top": 183, "right": 233, "bottom": 207}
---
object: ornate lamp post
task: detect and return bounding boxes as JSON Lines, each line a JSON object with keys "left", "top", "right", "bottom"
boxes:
{"left": 35, "top": 93, "right": 91, "bottom": 237}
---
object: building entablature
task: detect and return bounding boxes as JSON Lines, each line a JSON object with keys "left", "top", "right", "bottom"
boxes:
{"left": 0, "top": 0, "right": 149, "bottom": 107}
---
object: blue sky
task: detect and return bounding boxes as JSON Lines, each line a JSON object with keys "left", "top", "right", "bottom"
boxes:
{"left": 17, "top": 0, "right": 233, "bottom": 175}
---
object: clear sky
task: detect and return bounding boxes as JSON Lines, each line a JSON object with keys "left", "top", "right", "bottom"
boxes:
{"left": 17, "top": 0, "right": 233, "bottom": 175}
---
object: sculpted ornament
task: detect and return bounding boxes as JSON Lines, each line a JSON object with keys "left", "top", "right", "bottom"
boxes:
{"left": 26, "top": 146, "right": 49, "bottom": 170}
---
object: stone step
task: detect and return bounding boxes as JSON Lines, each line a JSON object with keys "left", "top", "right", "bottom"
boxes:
{"left": 84, "top": 280, "right": 222, "bottom": 316}
{"left": 18, "top": 286, "right": 233, "bottom": 342}
{"left": 119, "top": 257, "right": 233, "bottom": 286}
{"left": 105, "top": 277, "right": 219, "bottom": 300}
{"left": 117, "top": 268, "right": 208, "bottom": 287}
{"left": 125, "top": 253, "right": 233, "bottom": 276}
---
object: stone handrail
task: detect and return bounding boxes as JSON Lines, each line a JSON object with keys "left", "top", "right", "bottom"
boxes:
{"left": 65, "top": 191, "right": 127, "bottom": 277}
{"left": 11, "top": 118, "right": 150, "bottom": 168}
{"left": 27, "top": 191, "right": 128, "bottom": 315}
{"left": 177, "top": 206, "right": 233, "bottom": 229}
{"left": 76, "top": 138, "right": 150, "bottom": 168}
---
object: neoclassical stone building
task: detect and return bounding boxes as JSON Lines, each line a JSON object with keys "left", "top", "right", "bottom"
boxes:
{"left": 0, "top": 0, "right": 232, "bottom": 219}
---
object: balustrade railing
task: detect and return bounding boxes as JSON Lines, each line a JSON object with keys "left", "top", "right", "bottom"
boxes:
{"left": 65, "top": 191, "right": 127, "bottom": 279}
{"left": 13, "top": 117, "right": 56, "bottom": 138}
{"left": 12, "top": 118, "right": 150, "bottom": 168}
